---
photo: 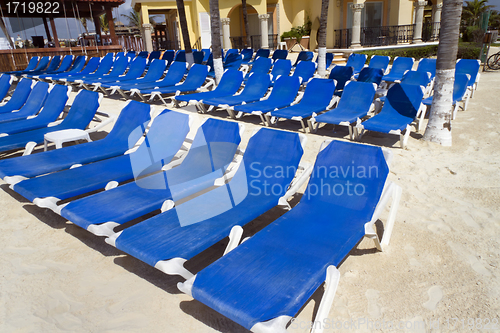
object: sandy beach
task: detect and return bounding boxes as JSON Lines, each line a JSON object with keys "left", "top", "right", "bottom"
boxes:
{"left": 0, "top": 62, "right": 499, "bottom": 333}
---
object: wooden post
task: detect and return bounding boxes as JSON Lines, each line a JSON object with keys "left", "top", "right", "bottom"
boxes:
{"left": 49, "top": 15, "right": 59, "bottom": 46}
{"left": 106, "top": 7, "right": 117, "bottom": 45}
{"left": 94, "top": 15, "right": 102, "bottom": 46}
{"left": 42, "top": 17, "right": 52, "bottom": 42}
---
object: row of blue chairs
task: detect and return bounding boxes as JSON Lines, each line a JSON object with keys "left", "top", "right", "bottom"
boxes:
{"left": 0, "top": 98, "right": 401, "bottom": 333}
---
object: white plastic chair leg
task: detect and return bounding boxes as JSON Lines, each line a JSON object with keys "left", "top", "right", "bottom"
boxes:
{"left": 311, "top": 266, "right": 341, "bottom": 333}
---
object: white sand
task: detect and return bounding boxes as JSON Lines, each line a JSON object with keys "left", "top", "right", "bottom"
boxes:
{"left": 1, "top": 67, "right": 499, "bottom": 333}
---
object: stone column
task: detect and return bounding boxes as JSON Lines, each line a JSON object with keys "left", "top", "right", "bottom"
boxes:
{"left": 259, "top": 14, "right": 270, "bottom": 49}
{"left": 221, "top": 18, "right": 231, "bottom": 50}
{"left": 142, "top": 24, "right": 154, "bottom": 52}
{"left": 432, "top": 3, "right": 442, "bottom": 38}
{"left": 412, "top": 0, "right": 427, "bottom": 44}
{"left": 351, "top": 4, "right": 364, "bottom": 48}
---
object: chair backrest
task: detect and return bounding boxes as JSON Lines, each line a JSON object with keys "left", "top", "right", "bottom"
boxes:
{"left": 314, "top": 53, "right": 334, "bottom": 68}
{"left": 368, "top": 55, "right": 390, "bottom": 72}
{"left": 93, "top": 54, "right": 115, "bottom": 75}
{"left": 29, "top": 84, "right": 70, "bottom": 122}
{"left": 59, "top": 89, "right": 100, "bottom": 129}
{"left": 137, "top": 51, "right": 149, "bottom": 58}
{"left": 328, "top": 65, "right": 354, "bottom": 91}
{"left": 223, "top": 49, "right": 239, "bottom": 62}
{"left": 400, "top": 70, "right": 431, "bottom": 87}
{"left": 67, "top": 55, "right": 86, "bottom": 73}
{"left": 270, "top": 59, "right": 292, "bottom": 81}
{"left": 201, "top": 48, "right": 212, "bottom": 63}
{"left": 267, "top": 75, "right": 301, "bottom": 104}
{"left": 223, "top": 53, "right": 242, "bottom": 70}
{"left": 181, "top": 64, "right": 208, "bottom": 88}
{"left": 106, "top": 56, "right": 130, "bottom": 76}
{"left": 240, "top": 48, "right": 254, "bottom": 63}
{"left": 453, "top": 73, "right": 470, "bottom": 102}
{"left": 239, "top": 73, "right": 271, "bottom": 99}
{"left": 455, "top": 59, "right": 480, "bottom": 87}
{"left": 298, "top": 78, "right": 336, "bottom": 107}
{"left": 32, "top": 56, "right": 51, "bottom": 72}
{"left": 357, "top": 67, "right": 384, "bottom": 85}
{"left": 79, "top": 57, "right": 101, "bottom": 75}
{"left": 161, "top": 61, "right": 187, "bottom": 84}
{"left": 293, "top": 51, "right": 314, "bottom": 67}
{"left": 248, "top": 57, "right": 272, "bottom": 76}
{"left": 292, "top": 61, "right": 317, "bottom": 83}
{"left": 383, "top": 83, "right": 424, "bottom": 118}
{"left": 0, "top": 75, "right": 13, "bottom": 101}
{"left": 18, "top": 81, "right": 50, "bottom": 114}
{"left": 416, "top": 58, "right": 436, "bottom": 78}
{"left": 213, "top": 69, "right": 244, "bottom": 94}
{"left": 255, "top": 49, "right": 270, "bottom": 58}
{"left": 24, "top": 57, "right": 39, "bottom": 71}
{"left": 126, "top": 51, "right": 136, "bottom": 59}
{"left": 43, "top": 55, "right": 62, "bottom": 73}
{"left": 387, "top": 57, "right": 414, "bottom": 76}
{"left": 55, "top": 55, "right": 74, "bottom": 72}
{"left": 272, "top": 49, "right": 288, "bottom": 61}
{"left": 2, "top": 78, "right": 34, "bottom": 111}
{"left": 149, "top": 51, "right": 161, "bottom": 60}
{"left": 142, "top": 60, "right": 167, "bottom": 81}
{"left": 193, "top": 51, "right": 205, "bottom": 64}
{"left": 346, "top": 53, "right": 367, "bottom": 73}
{"left": 174, "top": 50, "right": 186, "bottom": 62}
{"left": 337, "top": 81, "right": 376, "bottom": 110}
{"left": 121, "top": 57, "right": 147, "bottom": 79}
{"left": 161, "top": 50, "right": 176, "bottom": 64}
{"left": 115, "top": 52, "right": 125, "bottom": 59}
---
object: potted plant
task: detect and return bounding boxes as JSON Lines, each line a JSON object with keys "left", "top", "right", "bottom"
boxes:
{"left": 281, "top": 17, "right": 312, "bottom": 50}
{"left": 281, "top": 30, "right": 301, "bottom": 50}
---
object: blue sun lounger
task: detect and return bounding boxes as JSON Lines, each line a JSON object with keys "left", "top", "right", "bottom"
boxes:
{"left": 129, "top": 62, "right": 188, "bottom": 101}
{"left": 455, "top": 58, "right": 481, "bottom": 97}
{"left": 243, "top": 57, "right": 272, "bottom": 80}
{"left": 58, "top": 54, "right": 114, "bottom": 83}
{"left": 346, "top": 53, "right": 367, "bottom": 74}
{"left": 265, "top": 78, "right": 336, "bottom": 131}
{"left": 58, "top": 118, "right": 243, "bottom": 236}
{"left": 48, "top": 56, "right": 101, "bottom": 82}
{"left": 162, "top": 50, "right": 176, "bottom": 67}
{"left": 377, "top": 70, "right": 431, "bottom": 105}
{"left": 240, "top": 48, "right": 254, "bottom": 65}
{"left": 381, "top": 56, "right": 415, "bottom": 83}
{"left": 0, "top": 78, "right": 35, "bottom": 114}
{"left": 223, "top": 49, "right": 239, "bottom": 63}
{"left": 0, "top": 81, "right": 51, "bottom": 124}
{"left": 309, "top": 81, "right": 377, "bottom": 138}
{"left": 0, "top": 100, "right": 154, "bottom": 183}
{"left": 15, "top": 56, "right": 50, "bottom": 76}
{"left": 270, "top": 59, "right": 292, "bottom": 85}
{"left": 423, "top": 73, "right": 470, "bottom": 120}
{"left": 208, "top": 54, "right": 243, "bottom": 77}
{"left": 38, "top": 55, "right": 85, "bottom": 80}
{"left": 76, "top": 56, "right": 131, "bottom": 88}
{"left": 89, "top": 57, "right": 147, "bottom": 93}
{"left": 24, "top": 55, "right": 61, "bottom": 77}
{"left": 367, "top": 55, "right": 390, "bottom": 73}
{"left": 2, "top": 56, "right": 38, "bottom": 75}
{"left": 416, "top": 58, "right": 436, "bottom": 79}
{"left": 13, "top": 110, "right": 190, "bottom": 207}
{"left": 314, "top": 53, "right": 334, "bottom": 71}
{"left": 0, "top": 89, "right": 102, "bottom": 154}
{"left": 230, "top": 76, "right": 301, "bottom": 124}
{"left": 105, "top": 128, "right": 307, "bottom": 280}
{"left": 292, "top": 61, "right": 317, "bottom": 84}
{"left": 31, "top": 55, "right": 74, "bottom": 78}
{"left": 356, "top": 83, "right": 425, "bottom": 148}
{"left": 0, "top": 85, "right": 70, "bottom": 135}
{"left": 329, "top": 65, "right": 354, "bottom": 97}
{"left": 109, "top": 59, "right": 168, "bottom": 97}
{"left": 0, "top": 74, "right": 14, "bottom": 102}
{"left": 272, "top": 49, "right": 288, "bottom": 62}
{"left": 356, "top": 67, "right": 384, "bottom": 86}
{"left": 178, "top": 140, "right": 401, "bottom": 333}
{"left": 147, "top": 64, "right": 210, "bottom": 105}
{"left": 173, "top": 69, "right": 244, "bottom": 107}
{"left": 200, "top": 73, "right": 271, "bottom": 113}
{"left": 292, "top": 51, "right": 314, "bottom": 67}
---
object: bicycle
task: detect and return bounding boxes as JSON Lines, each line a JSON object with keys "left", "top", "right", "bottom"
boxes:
{"left": 487, "top": 51, "right": 500, "bottom": 70}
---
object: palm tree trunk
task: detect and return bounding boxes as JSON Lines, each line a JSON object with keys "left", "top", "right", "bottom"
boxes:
{"left": 0, "top": 18, "right": 14, "bottom": 49}
{"left": 176, "top": 0, "right": 194, "bottom": 65}
{"left": 209, "top": 0, "right": 223, "bottom": 83}
{"left": 423, "top": 0, "right": 463, "bottom": 146}
{"left": 242, "top": 0, "right": 251, "bottom": 48}
{"left": 317, "top": 0, "right": 330, "bottom": 76}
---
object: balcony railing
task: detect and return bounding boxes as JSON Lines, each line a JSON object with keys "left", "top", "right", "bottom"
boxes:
{"left": 334, "top": 23, "right": 439, "bottom": 48}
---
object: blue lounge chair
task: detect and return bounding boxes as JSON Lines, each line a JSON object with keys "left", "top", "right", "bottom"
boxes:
{"left": 105, "top": 128, "right": 307, "bottom": 281}
{"left": 381, "top": 56, "right": 415, "bottom": 83}
{"left": 15, "top": 56, "right": 50, "bottom": 76}
{"left": 201, "top": 49, "right": 211, "bottom": 64}
{"left": 31, "top": 55, "right": 74, "bottom": 79}
{"left": 58, "top": 54, "right": 114, "bottom": 83}
{"left": 161, "top": 50, "right": 176, "bottom": 67}
{"left": 356, "top": 83, "right": 425, "bottom": 148}
{"left": 147, "top": 64, "right": 210, "bottom": 105}
{"left": 266, "top": 78, "right": 336, "bottom": 131}
{"left": 272, "top": 49, "right": 288, "bottom": 62}
{"left": 174, "top": 50, "right": 186, "bottom": 62}
{"left": 356, "top": 67, "right": 384, "bottom": 86}
{"left": 109, "top": 59, "right": 168, "bottom": 97}
{"left": 24, "top": 55, "right": 61, "bottom": 77}
{"left": 174, "top": 69, "right": 244, "bottom": 107}
{"left": 126, "top": 51, "right": 136, "bottom": 59}
{"left": 416, "top": 58, "right": 436, "bottom": 79}
{"left": 231, "top": 76, "right": 301, "bottom": 124}
{"left": 179, "top": 140, "right": 400, "bottom": 333}
{"left": 376, "top": 70, "right": 432, "bottom": 109}
{"left": 201, "top": 73, "right": 271, "bottom": 113}
{"left": 0, "top": 89, "right": 102, "bottom": 154}
{"left": 329, "top": 65, "right": 354, "bottom": 96}
{"left": 292, "top": 51, "right": 314, "bottom": 67}
{"left": 367, "top": 55, "right": 390, "bottom": 73}
{"left": 76, "top": 56, "right": 130, "bottom": 88}
{"left": 309, "top": 81, "right": 377, "bottom": 138}
{"left": 223, "top": 49, "right": 239, "bottom": 63}
{"left": 0, "top": 81, "right": 51, "bottom": 124}
{"left": 48, "top": 56, "right": 101, "bottom": 82}
{"left": 0, "top": 74, "right": 14, "bottom": 102}
{"left": 3, "top": 56, "right": 38, "bottom": 75}
{"left": 455, "top": 58, "right": 481, "bottom": 97}
{"left": 0, "top": 78, "right": 35, "bottom": 114}
{"left": 90, "top": 57, "right": 147, "bottom": 93}
{"left": 423, "top": 73, "right": 470, "bottom": 120}
{"left": 129, "top": 62, "right": 187, "bottom": 101}
{"left": 58, "top": 118, "right": 243, "bottom": 236}
{"left": 193, "top": 51, "right": 205, "bottom": 65}
{"left": 39, "top": 55, "right": 85, "bottom": 80}
{"left": 255, "top": 49, "right": 270, "bottom": 59}
{"left": 0, "top": 85, "right": 70, "bottom": 134}
{"left": 270, "top": 59, "right": 292, "bottom": 85}
{"left": 240, "top": 48, "right": 254, "bottom": 65}
{"left": 0, "top": 100, "right": 154, "bottom": 183}
{"left": 244, "top": 57, "right": 272, "bottom": 80}
{"left": 346, "top": 53, "right": 367, "bottom": 74}
{"left": 14, "top": 110, "right": 191, "bottom": 207}
{"left": 292, "top": 61, "right": 317, "bottom": 84}
{"left": 137, "top": 51, "right": 149, "bottom": 58}
{"left": 217, "top": 53, "right": 243, "bottom": 73}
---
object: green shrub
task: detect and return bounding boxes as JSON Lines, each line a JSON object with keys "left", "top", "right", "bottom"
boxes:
{"left": 457, "top": 43, "right": 481, "bottom": 59}
{"left": 358, "top": 45, "right": 438, "bottom": 63}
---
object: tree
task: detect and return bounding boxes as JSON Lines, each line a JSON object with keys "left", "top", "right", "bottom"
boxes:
{"left": 462, "top": 0, "right": 492, "bottom": 26}
{"left": 80, "top": 18, "right": 89, "bottom": 35}
{"left": 121, "top": 9, "right": 160, "bottom": 28}
{"left": 0, "top": 17, "right": 14, "bottom": 49}
{"left": 241, "top": 0, "right": 251, "bottom": 48}
{"left": 209, "top": 0, "right": 223, "bottom": 83}
{"left": 317, "top": 0, "right": 330, "bottom": 76}
{"left": 176, "top": 0, "right": 194, "bottom": 65}
{"left": 423, "top": 0, "right": 463, "bottom": 146}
